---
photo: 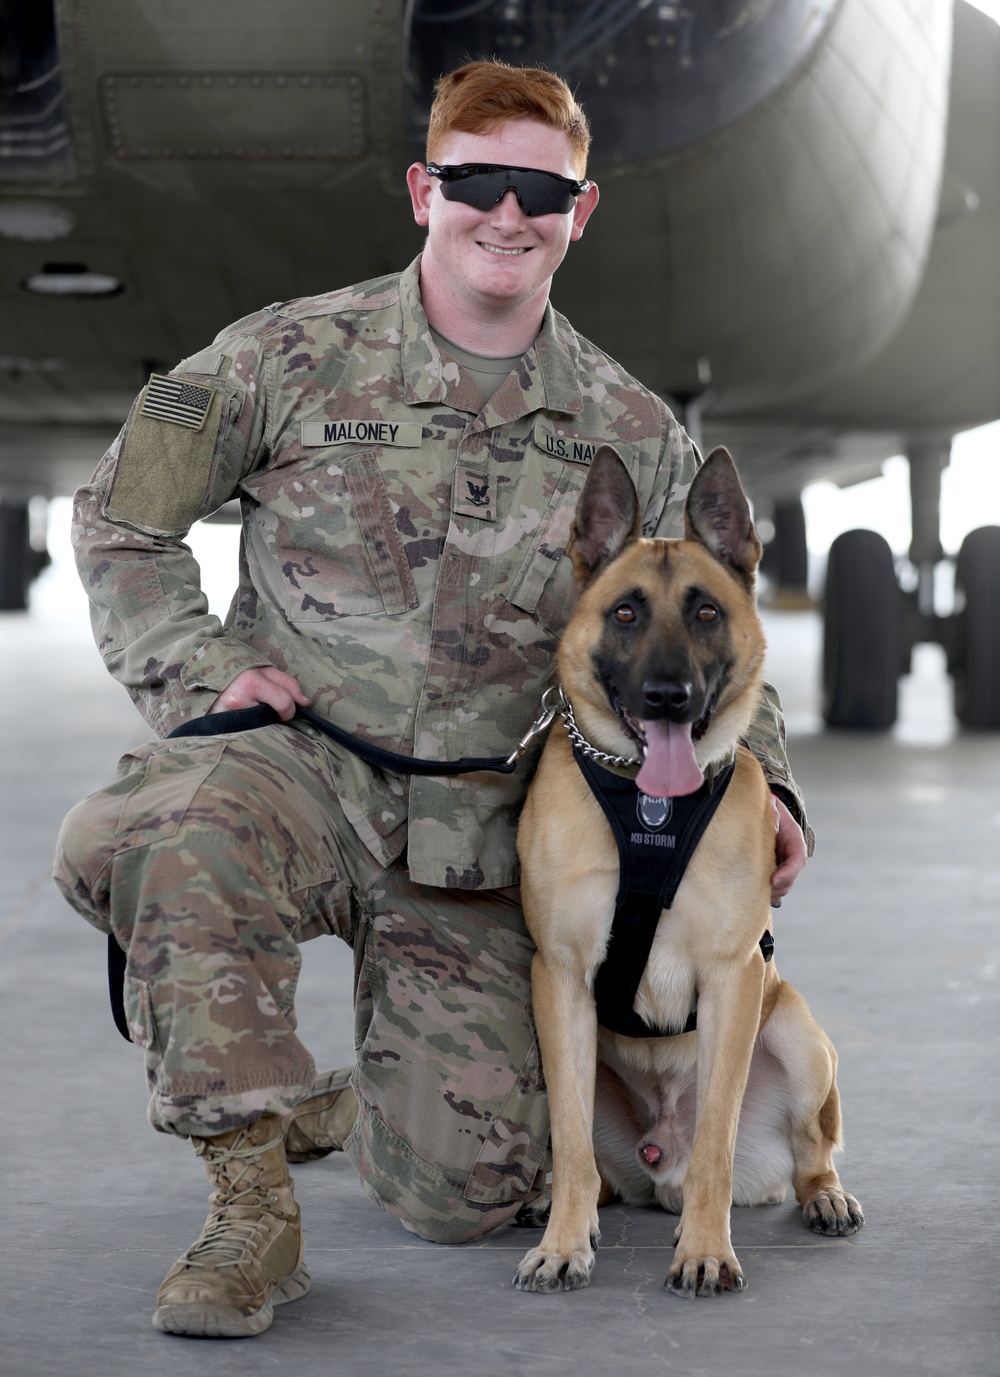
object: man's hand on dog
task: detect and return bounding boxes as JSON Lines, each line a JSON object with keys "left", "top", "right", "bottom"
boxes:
{"left": 770, "top": 796, "right": 806, "bottom": 905}
{"left": 208, "top": 667, "right": 310, "bottom": 721}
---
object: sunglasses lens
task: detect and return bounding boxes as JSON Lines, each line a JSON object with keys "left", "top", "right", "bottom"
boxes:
{"left": 437, "top": 168, "right": 578, "bottom": 216}
{"left": 518, "top": 172, "right": 576, "bottom": 215}
{"left": 438, "top": 173, "right": 506, "bottom": 212}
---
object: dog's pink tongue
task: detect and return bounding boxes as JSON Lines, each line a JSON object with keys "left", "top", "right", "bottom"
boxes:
{"left": 635, "top": 719, "right": 704, "bottom": 797}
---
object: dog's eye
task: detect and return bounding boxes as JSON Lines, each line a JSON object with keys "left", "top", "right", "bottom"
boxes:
{"left": 613, "top": 603, "right": 636, "bottom": 624}
{"left": 696, "top": 603, "right": 718, "bottom": 623}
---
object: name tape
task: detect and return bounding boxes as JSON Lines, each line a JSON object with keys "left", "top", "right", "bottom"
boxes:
{"left": 301, "top": 420, "right": 423, "bottom": 448}
{"left": 533, "top": 419, "right": 610, "bottom": 465}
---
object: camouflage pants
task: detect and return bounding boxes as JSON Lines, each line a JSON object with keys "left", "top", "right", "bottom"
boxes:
{"left": 53, "top": 724, "right": 548, "bottom": 1243}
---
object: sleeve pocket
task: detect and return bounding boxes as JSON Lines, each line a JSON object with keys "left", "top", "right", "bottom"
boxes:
{"left": 104, "top": 377, "right": 239, "bottom": 536}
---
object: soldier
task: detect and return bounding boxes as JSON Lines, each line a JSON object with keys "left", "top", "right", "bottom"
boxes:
{"left": 54, "top": 60, "right": 811, "bottom": 1339}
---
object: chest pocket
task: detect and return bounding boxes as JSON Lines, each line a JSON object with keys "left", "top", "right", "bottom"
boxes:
{"left": 506, "top": 459, "right": 587, "bottom": 636}
{"left": 244, "top": 449, "right": 418, "bottom": 620}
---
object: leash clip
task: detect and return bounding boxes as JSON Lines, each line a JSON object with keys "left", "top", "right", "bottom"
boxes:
{"left": 505, "top": 686, "right": 565, "bottom": 766}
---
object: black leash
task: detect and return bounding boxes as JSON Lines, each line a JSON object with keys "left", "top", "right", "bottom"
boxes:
{"left": 108, "top": 693, "right": 563, "bottom": 1042}
{"left": 167, "top": 702, "right": 521, "bottom": 775}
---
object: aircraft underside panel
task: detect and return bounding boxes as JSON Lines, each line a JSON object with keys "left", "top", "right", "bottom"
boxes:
{"left": 0, "top": 0, "right": 989, "bottom": 509}
{"left": 548, "top": 0, "right": 954, "bottom": 413}
{"left": 405, "top": 0, "right": 842, "bottom": 167}
{"left": 0, "top": 2, "right": 76, "bottom": 182}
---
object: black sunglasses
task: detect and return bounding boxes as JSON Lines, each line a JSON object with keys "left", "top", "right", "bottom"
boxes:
{"left": 424, "top": 162, "right": 592, "bottom": 217}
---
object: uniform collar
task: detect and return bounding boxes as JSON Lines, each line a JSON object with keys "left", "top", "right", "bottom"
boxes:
{"left": 398, "top": 254, "right": 585, "bottom": 419}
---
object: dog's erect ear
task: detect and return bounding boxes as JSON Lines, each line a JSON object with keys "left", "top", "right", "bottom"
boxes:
{"left": 684, "top": 447, "right": 762, "bottom": 585}
{"left": 566, "top": 446, "right": 642, "bottom": 585}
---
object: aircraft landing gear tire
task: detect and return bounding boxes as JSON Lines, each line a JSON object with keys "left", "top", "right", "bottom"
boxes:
{"left": 0, "top": 499, "right": 31, "bottom": 612}
{"left": 952, "top": 525, "right": 1000, "bottom": 729}
{"left": 822, "top": 529, "right": 902, "bottom": 729}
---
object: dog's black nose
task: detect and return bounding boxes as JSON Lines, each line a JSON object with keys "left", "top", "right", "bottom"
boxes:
{"left": 642, "top": 678, "right": 692, "bottom": 715}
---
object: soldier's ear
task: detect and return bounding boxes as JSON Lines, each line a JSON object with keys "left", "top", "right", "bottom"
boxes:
{"left": 406, "top": 162, "right": 434, "bottom": 227}
{"left": 684, "top": 447, "right": 762, "bottom": 586}
{"left": 568, "top": 180, "right": 600, "bottom": 242}
{"left": 567, "top": 446, "right": 642, "bottom": 584}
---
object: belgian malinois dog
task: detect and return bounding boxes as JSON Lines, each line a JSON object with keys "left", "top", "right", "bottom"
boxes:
{"left": 513, "top": 447, "right": 863, "bottom": 1298}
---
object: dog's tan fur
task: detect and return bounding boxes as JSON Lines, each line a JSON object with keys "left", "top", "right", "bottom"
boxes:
{"left": 513, "top": 447, "right": 862, "bottom": 1298}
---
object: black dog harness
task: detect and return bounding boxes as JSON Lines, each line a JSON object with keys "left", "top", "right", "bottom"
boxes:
{"left": 572, "top": 750, "right": 773, "bottom": 1039}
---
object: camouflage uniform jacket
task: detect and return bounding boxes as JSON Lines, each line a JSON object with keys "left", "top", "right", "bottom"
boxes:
{"left": 73, "top": 256, "right": 811, "bottom": 889}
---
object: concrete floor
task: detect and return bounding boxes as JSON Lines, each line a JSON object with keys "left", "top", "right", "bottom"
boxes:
{"left": 2, "top": 537, "right": 998, "bottom": 1377}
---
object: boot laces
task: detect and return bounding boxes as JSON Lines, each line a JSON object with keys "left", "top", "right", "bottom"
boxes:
{"left": 183, "top": 1128, "right": 287, "bottom": 1271}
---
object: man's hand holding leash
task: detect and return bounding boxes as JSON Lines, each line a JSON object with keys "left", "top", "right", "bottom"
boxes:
{"left": 208, "top": 667, "right": 310, "bottom": 722}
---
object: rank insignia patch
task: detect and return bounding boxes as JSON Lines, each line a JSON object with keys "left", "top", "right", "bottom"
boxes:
{"left": 454, "top": 465, "right": 495, "bottom": 520}
{"left": 140, "top": 374, "right": 215, "bottom": 430}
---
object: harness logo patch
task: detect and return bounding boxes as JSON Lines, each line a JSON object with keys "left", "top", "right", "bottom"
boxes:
{"left": 637, "top": 794, "right": 672, "bottom": 830}
{"left": 632, "top": 793, "right": 677, "bottom": 848}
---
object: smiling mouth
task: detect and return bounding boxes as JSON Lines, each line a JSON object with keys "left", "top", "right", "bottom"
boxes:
{"left": 479, "top": 242, "right": 529, "bottom": 256}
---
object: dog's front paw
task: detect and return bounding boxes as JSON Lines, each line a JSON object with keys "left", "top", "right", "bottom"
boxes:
{"left": 512, "top": 1230, "right": 599, "bottom": 1293}
{"left": 666, "top": 1229, "right": 745, "bottom": 1299}
{"left": 803, "top": 1188, "right": 864, "bottom": 1237}
{"left": 665, "top": 1253, "right": 745, "bottom": 1298}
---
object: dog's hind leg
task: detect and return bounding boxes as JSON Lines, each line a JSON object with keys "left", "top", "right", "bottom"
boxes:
{"left": 512, "top": 953, "right": 603, "bottom": 1293}
{"left": 761, "top": 983, "right": 864, "bottom": 1237}
{"left": 792, "top": 1078, "right": 864, "bottom": 1236}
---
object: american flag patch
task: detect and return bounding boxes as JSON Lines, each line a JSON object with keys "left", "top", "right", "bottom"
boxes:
{"left": 140, "top": 374, "right": 214, "bottom": 430}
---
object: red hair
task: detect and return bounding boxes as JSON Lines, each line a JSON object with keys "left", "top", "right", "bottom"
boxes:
{"left": 426, "top": 60, "right": 591, "bottom": 175}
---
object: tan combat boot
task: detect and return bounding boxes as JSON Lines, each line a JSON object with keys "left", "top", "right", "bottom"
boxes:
{"left": 153, "top": 1115, "right": 310, "bottom": 1338}
{"left": 282, "top": 1067, "right": 359, "bottom": 1163}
